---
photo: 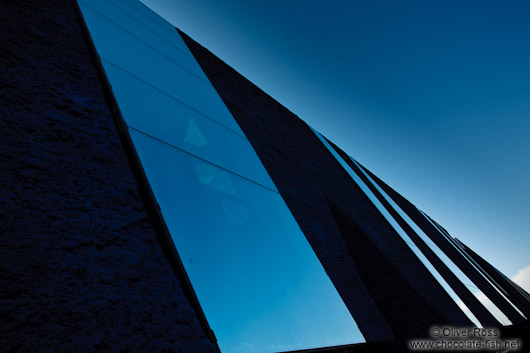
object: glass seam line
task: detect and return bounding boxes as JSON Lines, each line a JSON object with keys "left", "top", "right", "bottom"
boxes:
{"left": 94, "top": 0, "right": 192, "bottom": 60}
{"left": 421, "top": 211, "right": 526, "bottom": 321}
{"left": 79, "top": 0, "right": 364, "bottom": 346}
{"left": 79, "top": 0, "right": 209, "bottom": 85}
{"left": 69, "top": 0, "right": 220, "bottom": 348}
{"left": 80, "top": 0, "right": 200, "bottom": 79}
{"left": 109, "top": 0, "right": 192, "bottom": 56}
{"left": 101, "top": 58, "right": 246, "bottom": 139}
{"left": 122, "top": 0, "right": 181, "bottom": 40}
{"left": 128, "top": 126, "right": 279, "bottom": 194}
{"left": 348, "top": 156, "right": 502, "bottom": 326}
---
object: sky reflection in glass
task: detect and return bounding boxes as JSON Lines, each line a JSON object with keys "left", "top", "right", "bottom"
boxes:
{"left": 101, "top": 63, "right": 276, "bottom": 190}
{"left": 79, "top": 0, "right": 242, "bottom": 134}
{"left": 314, "top": 125, "right": 523, "bottom": 326}
{"left": 79, "top": 0, "right": 365, "bottom": 351}
{"left": 82, "top": 0, "right": 202, "bottom": 75}
{"left": 129, "top": 129, "right": 364, "bottom": 353}
{"left": 348, "top": 156, "right": 515, "bottom": 326}
{"left": 310, "top": 128, "right": 484, "bottom": 327}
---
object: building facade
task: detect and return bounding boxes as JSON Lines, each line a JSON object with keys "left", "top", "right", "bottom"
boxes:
{"left": 1, "top": 0, "right": 528, "bottom": 352}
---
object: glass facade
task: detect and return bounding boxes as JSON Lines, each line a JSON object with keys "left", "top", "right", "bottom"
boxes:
{"left": 418, "top": 210, "right": 526, "bottom": 323}
{"left": 79, "top": 1, "right": 365, "bottom": 352}
{"left": 310, "top": 128, "right": 483, "bottom": 326}
{"left": 76, "top": 0, "right": 530, "bottom": 349}
{"left": 350, "top": 157, "right": 511, "bottom": 325}
{"left": 311, "top": 127, "right": 528, "bottom": 328}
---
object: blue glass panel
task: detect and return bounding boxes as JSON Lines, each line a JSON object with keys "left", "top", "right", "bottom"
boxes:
{"left": 344, "top": 145, "right": 522, "bottom": 326}
{"left": 348, "top": 157, "right": 477, "bottom": 290}
{"left": 80, "top": 1, "right": 367, "bottom": 350}
{"left": 80, "top": 0, "right": 207, "bottom": 81}
{"left": 310, "top": 128, "right": 485, "bottom": 326}
{"left": 114, "top": 0, "right": 192, "bottom": 56}
{"left": 101, "top": 63, "right": 276, "bottom": 190}
{"left": 471, "top": 290, "right": 511, "bottom": 326}
{"left": 122, "top": 0, "right": 186, "bottom": 41}
{"left": 79, "top": 3, "right": 242, "bottom": 134}
{"left": 351, "top": 157, "right": 524, "bottom": 324}
{"left": 406, "top": 242, "right": 483, "bottom": 327}
{"left": 129, "top": 129, "right": 365, "bottom": 353}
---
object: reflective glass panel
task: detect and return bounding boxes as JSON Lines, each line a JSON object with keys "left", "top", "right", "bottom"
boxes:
{"left": 79, "top": 2, "right": 242, "bottom": 134}
{"left": 79, "top": 1, "right": 366, "bottom": 351}
{"left": 129, "top": 129, "right": 365, "bottom": 353}
{"left": 125, "top": 0, "right": 188, "bottom": 43}
{"left": 101, "top": 63, "right": 276, "bottom": 190}
{"left": 115, "top": 0, "right": 193, "bottom": 56}
{"left": 310, "top": 128, "right": 483, "bottom": 326}
{"left": 346, "top": 147, "right": 519, "bottom": 325}
{"left": 80, "top": 0, "right": 207, "bottom": 80}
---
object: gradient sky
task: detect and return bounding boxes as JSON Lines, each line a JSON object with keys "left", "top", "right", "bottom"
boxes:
{"left": 140, "top": 0, "right": 529, "bottom": 280}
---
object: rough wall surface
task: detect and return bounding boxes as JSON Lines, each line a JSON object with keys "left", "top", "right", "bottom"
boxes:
{"left": 181, "top": 32, "right": 471, "bottom": 351}
{"left": 0, "top": 1, "right": 216, "bottom": 352}
{"left": 328, "top": 200, "right": 446, "bottom": 348}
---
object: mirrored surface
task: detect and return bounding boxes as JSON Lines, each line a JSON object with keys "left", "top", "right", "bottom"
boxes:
{"left": 81, "top": 0, "right": 207, "bottom": 80}
{"left": 79, "top": 2, "right": 241, "bottom": 134}
{"left": 123, "top": 0, "right": 187, "bottom": 43}
{"left": 346, "top": 151, "right": 519, "bottom": 326}
{"left": 102, "top": 63, "right": 275, "bottom": 190}
{"left": 129, "top": 129, "right": 365, "bottom": 353}
{"left": 110, "top": 0, "right": 192, "bottom": 56}
{"left": 310, "top": 128, "right": 484, "bottom": 326}
{"left": 79, "top": 1, "right": 366, "bottom": 350}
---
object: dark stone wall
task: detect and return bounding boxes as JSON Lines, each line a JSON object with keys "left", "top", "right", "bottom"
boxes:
{"left": 180, "top": 29, "right": 392, "bottom": 344}
{"left": 327, "top": 200, "right": 446, "bottom": 347}
{"left": 181, "top": 31, "right": 471, "bottom": 351}
{"left": 0, "top": 1, "right": 216, "bottom": 352}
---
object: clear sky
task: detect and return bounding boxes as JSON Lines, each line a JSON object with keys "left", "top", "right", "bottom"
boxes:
{"left": 140, "top": 0, "right": 529, "bottom": 282}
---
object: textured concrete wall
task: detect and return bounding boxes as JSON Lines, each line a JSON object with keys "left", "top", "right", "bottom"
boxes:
{"left": 181, "top": 32, "right": 472, "bottom": 352}
{"left": 0, "top": 0, "right": 482, "bottom": 349}
{"left": 0, "top": 1, "right": 216, "bottom": 352}
{"left": 328, "top": 200, "right": 446, "bottom": 347}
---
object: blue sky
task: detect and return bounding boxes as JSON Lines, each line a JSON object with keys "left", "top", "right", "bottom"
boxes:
{"left": 140, "top": 0, "right": 529, "bottom": 281}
